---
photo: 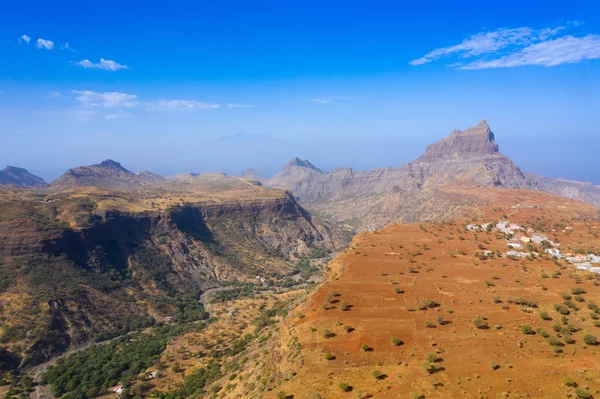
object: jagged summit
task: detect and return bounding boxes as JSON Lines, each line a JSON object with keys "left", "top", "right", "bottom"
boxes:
{"left": 241, "top": 169, "right": 261, "bottom": 180}
{"left": 416, "top": 119, "right": 499, "bottom": 163}
{"left": 283, "top": 157, "right": 323, "bottom": 173}
{"left": 0, "top": 166, "right": 46, "bottom": 187}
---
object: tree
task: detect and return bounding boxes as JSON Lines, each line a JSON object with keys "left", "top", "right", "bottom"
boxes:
{"left": 339, "top": 301, "right": 350, "bottom": 311}
{"left": 391, "top": 337, "right": 403, "bottom": 346}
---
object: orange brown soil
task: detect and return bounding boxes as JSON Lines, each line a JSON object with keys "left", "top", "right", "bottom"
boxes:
{"left": 266, "top": 188, "right": 600, "bottom": 399}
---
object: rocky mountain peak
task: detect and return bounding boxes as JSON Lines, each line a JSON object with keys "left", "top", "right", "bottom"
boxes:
{"left": 99, "top": 159, "right": 132, "bottom": 173}
{"left": 417, "top": 120, "right": 499, "bottom": 162}
{"left": 0, "top": 166, "right": 46, "bottom": 187}
{"left": 242, "top": 169, "right": 261, "bottom": 179}
{"left": 283, "top": 157, "right": 323, "bottom": 173}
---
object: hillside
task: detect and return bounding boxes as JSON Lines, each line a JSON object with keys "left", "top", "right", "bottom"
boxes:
{"left": 0, "top": 173, "right": 346, "bottom": 372}
{"left": 260, "top": 187, "right": 600, "bottom": 399}
{"left": 265, "top": 121, "right": 600, "bottom": 229}
{"left": 51, "top": 160, "right": 165, "bottom": 189}
{"left": 0, "top": 166, "right": 46, "bottom": 187}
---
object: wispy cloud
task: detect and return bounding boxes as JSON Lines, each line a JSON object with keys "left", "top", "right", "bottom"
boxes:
{"left": 460, "top": 35, "right": 600, "bottom": 69}
{"left": 61, "top": 43, "right": 73, "bottom": 51}
{"left": 73, "top": 90, "right": 138, "bottom": 108}
{"left": 19, "top": 34, "right": 31, "bottom": 44}
{"left": 227, "top": 103, "right": 252, "bottom": 109}
{"left": 105, "top": 111, "right": 129, "bottom": 120}
{"left": 36, "top": 38, "right": 54, "bottom": 50}
{"left": 76, "top": 58, "right": 129, "bottom": 71}
{"left": 146, "top": 99, "right": 220, "bottom": 110}
{"left": 410, "top": 27, "right": 539, "bottom": 65}
{"left": 409, "top": 24, "right": 599, "bottom": 69}
{"left": 308, "top": 96, "right": 354, "bottom": 104}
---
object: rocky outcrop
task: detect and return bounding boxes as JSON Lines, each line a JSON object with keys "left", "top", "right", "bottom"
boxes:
{"left": 0, "top": 166, "right": 46, "bottom": 187}
{"left": 408, "top": 120, "right": 529, "bottom": 188}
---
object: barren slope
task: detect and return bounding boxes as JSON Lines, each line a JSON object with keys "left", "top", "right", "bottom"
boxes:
{"left": 264, "top": 188, "right": 600, "bottom": 399}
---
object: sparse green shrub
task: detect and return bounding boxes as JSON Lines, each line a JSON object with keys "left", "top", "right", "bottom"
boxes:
{"left": 564, "top": 377, "right": 578, "bottom": 387}
{"left": 575, "top": 387, "right": 592, "bottom": 399}
{"left": 583, "top": 334, "right": 598, "bottom": 345}
{"left": 554, "top": 304, "right": 570, "bottom": 315}
{"left": 338, "top": 382, "right": 350, "bottom": 392}
{"left": 418, "top": 299, "right": 440, "bottom": 310}
{"left": 322, "top": 329, "right": 335, "bottom": 339}
{"left": 473, "top": 317, "right": 488, "bottom": 329}
{"left": 391, "top": 337, "right": 403, "bottom": 346}
{"left": 521, "top": 325, "right": 534, "bottom": 335}
{"left": 539, "top": 311, "right": 551, "bottom": 320}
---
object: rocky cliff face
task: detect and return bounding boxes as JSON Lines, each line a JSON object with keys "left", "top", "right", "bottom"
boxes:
{"left": 408, "top": 120, "right": 529, "bottom": 188}
{"left": 264, "top": 120, "right": 597, "bottom": 228}
{"left": 268, "top": 121, "right": 528, "bottom": 203}
{"left": 0, "top": 166, "right": 46, "bottom": 187}
{"left": 0, "top": 187, "right": 345, "bottom": 368}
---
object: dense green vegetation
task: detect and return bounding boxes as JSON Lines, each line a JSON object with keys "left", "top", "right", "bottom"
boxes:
{"left": 42, "top": 324, "right": 205, "bottom": 399}
{"left": 152, "top": 361, "right": 221, "bottom": 399}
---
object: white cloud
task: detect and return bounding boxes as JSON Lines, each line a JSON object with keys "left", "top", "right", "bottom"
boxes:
{"left": 105, "top": 111, "right": 129, "bottom": 120}
{"left": 76, "top": 58, "right": 129, "bottom": 71}
{"left": 410, "top": 24, "right": 600, "bottom": 70}
{"left": 36, "top": 38, "right": 54, "bottom": 50}
{"left": 227, "top": 103, "right": 252, "bottom": 108}
{"left": 308, "top": 96, "right": 354, "bottom": 104}
{"left": 19, "top": 34, "right": 31, "bottom": 44}
{"left": 73, "top": 90, "right": 138, "bottom": 108}
{"left": 460, "top": 35, "right": 600, "bottom": 70}
{"left": 410, "top": 27, "right": 551, "bottom": 65}
{"left": 61, "top": 43, "right": 73, "bottom": 51}
{"left": 146, "top": 99, "right": 220, "bottom": 110}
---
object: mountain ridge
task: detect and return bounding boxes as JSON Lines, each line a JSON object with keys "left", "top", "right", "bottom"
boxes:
{"left": 0, "top": 166, "right": 46, "bottom": 187}
{"left": 263, "top": 120, "right": 599, "bottom": 227}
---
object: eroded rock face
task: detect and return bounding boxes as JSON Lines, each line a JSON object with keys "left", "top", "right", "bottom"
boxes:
{"left": 268, "top": 120, "right": 529, "bottom": 202}
{"left": 264, "top": 120, "right": 598, "bottom": 228}
{"left": 0, "top": 166, "right": 46, "bottom": 187}
{"left": 408, "top": 120, "right": 529, "bottom": 188}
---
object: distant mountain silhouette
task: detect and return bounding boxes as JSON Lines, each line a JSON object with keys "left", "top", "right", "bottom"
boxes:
{"left": 0, "top": 166, "right": 46, "bottom": 187}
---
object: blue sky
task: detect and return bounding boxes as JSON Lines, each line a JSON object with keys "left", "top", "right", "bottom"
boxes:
{"left": 1, "top": 1, "right": 600, "bottom": 182}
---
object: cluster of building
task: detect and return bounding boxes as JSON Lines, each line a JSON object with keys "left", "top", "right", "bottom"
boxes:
{"left": 467, "top": 220, "right": 600, "bottom": 274}
{"left": 566, "top": 254, "right": 600, "bottom": 273}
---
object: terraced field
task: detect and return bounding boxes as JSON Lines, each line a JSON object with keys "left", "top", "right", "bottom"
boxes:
{"left": 266, "top": 188, "right": 600, "bottom": 399}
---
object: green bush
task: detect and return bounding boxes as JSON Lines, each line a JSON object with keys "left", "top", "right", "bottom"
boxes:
{"left": 521, "top": 325, "right": 534, "bottom": 335}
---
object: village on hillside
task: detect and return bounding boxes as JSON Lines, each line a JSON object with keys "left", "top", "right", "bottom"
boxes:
{"left": 466, "top": 220, "right": 600, "bottom": 274}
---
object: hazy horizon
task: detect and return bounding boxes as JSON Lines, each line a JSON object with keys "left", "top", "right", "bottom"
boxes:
{"left": 7, "top": 125, "right": 600, "bottom": 185}
{"left": 2, "top": 1, "right": 599, "bottom": 183}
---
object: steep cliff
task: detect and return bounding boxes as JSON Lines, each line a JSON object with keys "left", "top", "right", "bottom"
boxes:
{"left": 0, "top": 186, "right": 344, "bottom": 369}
